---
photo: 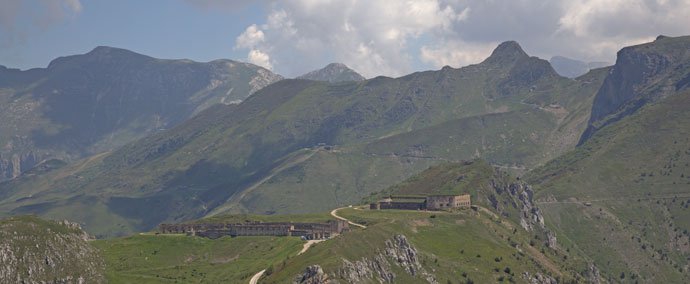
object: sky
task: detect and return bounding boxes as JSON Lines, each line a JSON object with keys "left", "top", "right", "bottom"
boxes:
{"left": 1, "top": 0, "right": 690, "bottom": 78}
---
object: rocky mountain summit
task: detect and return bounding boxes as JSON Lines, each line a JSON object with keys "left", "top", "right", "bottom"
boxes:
{"left": 297, "top": 63, "right": 365, "bottom": 82}
{"left": 0, "top": 46, "right": 282, "bottom": 180}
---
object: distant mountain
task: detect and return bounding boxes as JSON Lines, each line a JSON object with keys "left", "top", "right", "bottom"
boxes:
{"left": 580, "top": 35, "right": 690, "bottom": 143}
{"left": 549, "top": 56, "right": 609, "bottom": 78}
{"left": 297, "top": 63, "right": 365, "bottom": 82}
{"left": 0, "top": 46, "right": 283, "bottom": 180}
{"left": 0, "top": 41, "right": 608, "bottom": 237}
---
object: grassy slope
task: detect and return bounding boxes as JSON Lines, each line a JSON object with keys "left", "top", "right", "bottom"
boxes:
{"left": 94, "top": 235, "right": 302, "bottom": 283}
{"left": 527, "top": 92, "right": 690, "bottom": 283}
{"left": 263, "top": 207, "right": 579, "bottom": 283}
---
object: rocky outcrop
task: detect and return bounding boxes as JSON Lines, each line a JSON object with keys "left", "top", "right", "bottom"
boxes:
{"left": 580, "top": 35, "right": 690, "bottom": 143}
{"left": 583, "top": 263, "right": 604, "bottom": 284}
{"left": 490, "top": 180, "right": 545, "bottom": 231}
{"left": 340, "top": 235, "right": 436, "bottom": 283}
{"left": 523, "top": 272, "right": 558, "bottom": 284}
{"left": 0, "top": 151, "right": 41, "bottom": 180}
{"left": 489, "top": 178, "right": 557, "bottom": 249}
{"left": 297, "top": 235, "right": 437, "bottom": 284}
{"left": 294, "top": 265, "right": 331, "bottom": 284}
{"left": 0, "top": 216, "right": 105, "bottom": 283}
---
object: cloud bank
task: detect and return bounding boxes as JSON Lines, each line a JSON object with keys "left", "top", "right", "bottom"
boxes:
{"left": 233, "top": 0, "right": 690, "bottom": 78}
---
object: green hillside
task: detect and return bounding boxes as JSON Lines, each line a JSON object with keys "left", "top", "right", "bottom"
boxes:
{"left": 0, "top": 46, "right": 282, "bottom": 181}
{"left": 526, "top": 90, "right": 690, "bottom": 283}
{"left": 259, "top": 162, "right": 596, "bottom": 283}
{"left": 0, "top": 41, "right": 607, "bottom": 237}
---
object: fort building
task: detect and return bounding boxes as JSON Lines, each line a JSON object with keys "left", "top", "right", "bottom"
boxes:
{"left": 370, "top": 194, "right": 471, "bottom": 211}
{"left": 158, "top": 219, "right": 349, "bottom": 240}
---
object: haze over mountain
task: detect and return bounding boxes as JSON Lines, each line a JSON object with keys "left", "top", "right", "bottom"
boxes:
{"left": 0, "top": 40, "right": 607, "bottom": 237}
{"left": 0, "top": 46, "right": 282, "bottom": 181}
{"left": 549, "top": 56, "right": 610, "bottom": 78}
{"left": 296, "top": 63, "right": 366, "bottom": 82}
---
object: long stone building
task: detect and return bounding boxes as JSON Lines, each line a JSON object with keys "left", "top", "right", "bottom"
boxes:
{"left": 370, "top": 194, "right": 471, "bottom": 211}
{"left": 158, "top": 219, "right": 349, "bottom": 240}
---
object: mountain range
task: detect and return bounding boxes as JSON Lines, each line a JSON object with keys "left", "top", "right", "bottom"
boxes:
{"left": 0, "top": 40, "right": 608, "bottom": 237}
{"left": 0, "top": 46, "right": 283, "bottom": 181}
{"left": 2, "top": 35, "right": 690, "bottom": 283}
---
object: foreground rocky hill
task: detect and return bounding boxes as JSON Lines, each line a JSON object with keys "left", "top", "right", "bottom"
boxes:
{"left": 0, "top": 46, "right": 282, "bottom": 180}
{"left": 0, "top": 40, "right": 606, "bottom": 237}
{"left": 0, "top": 215, "right": 105, "bottom": 283}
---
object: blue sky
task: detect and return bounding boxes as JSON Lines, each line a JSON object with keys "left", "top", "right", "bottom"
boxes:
{"left": 2, "top": 0, "right": 690, "bottom": 78}
{"left": 1, "top": 1, "right": 262, "bottom": 70}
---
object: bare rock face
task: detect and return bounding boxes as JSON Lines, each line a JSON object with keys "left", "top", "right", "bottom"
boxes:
{"left": 0, "top": 216, "right": 105, "bottom": 283}
{"left": 523, "top": 271, "right": 558, "bottom": 284}
{"left": 584, "top": 263, "right": 603, "bottom": 284}
{"left": 294, "top": 265, "right": 331, "bottom": 284}
{"left": 337, "top": 235, "right": 438, "bottom": 283}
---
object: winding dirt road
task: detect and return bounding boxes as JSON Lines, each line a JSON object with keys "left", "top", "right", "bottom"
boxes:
{"left": 330, "top": 207, "right": 367, "bottom": 228}
{"left": 249, "top": 269, "right": 266, "bottom": 284}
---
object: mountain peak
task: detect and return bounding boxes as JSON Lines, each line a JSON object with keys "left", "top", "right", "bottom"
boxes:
{"left": 482, "top": 41, "right": 529, "bottom": 65}
{"left": 297, "top": 63, "right": 365, "bottom": 82}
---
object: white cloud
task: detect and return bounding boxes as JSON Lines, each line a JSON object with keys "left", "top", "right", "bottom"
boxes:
{"left": 420, "top": 41, "right": 495, "bottom": 68}
{"left": 232, "top": 0, "right": 690, "bottom": 77}
{"left": 247, "top": 49, "right": 272, "bottom": 70}
{"left": 234, "top": 0, "right": 467, "bottom": 78}
{"left": 236, "top": 25, "right": 265, "bottom": 49}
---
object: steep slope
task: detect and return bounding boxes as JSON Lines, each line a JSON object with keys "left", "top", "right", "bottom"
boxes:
{"left": 580, "top": 35, "right": 690, "bottom": 143}
{"left": 0, "top": 41, "right": 605, "bottom": 237}
{"left": 297, "top": 63, "right": 365, "bottom": 82}
{"left": 0, "top": 46, "right": 282, "bottom": 180}
{"left": 550, "top": 56, "right": 609, "bottom": 78}
{"left": 527, "top": 92, "right": 690, "bottom": 282}
{"left": 0, "top": 215, "right": 105, "bottom": 283}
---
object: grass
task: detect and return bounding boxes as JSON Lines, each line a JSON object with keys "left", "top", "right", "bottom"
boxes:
{"left": 93, "top": 234, "right": 303, "bottom": 283}
{"left": 527, "top": 92, "right": 690, "bottom": 282}
{"left": 262, "top": 207, "right": 579, "bottom": 283}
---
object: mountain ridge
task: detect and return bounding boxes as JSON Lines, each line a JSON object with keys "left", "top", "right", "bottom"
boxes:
{"left": 0, "top": 46, "right": 283, "bottom": 180}
{"left": 297, "top": 62, "right": 366, "bottom": 82}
